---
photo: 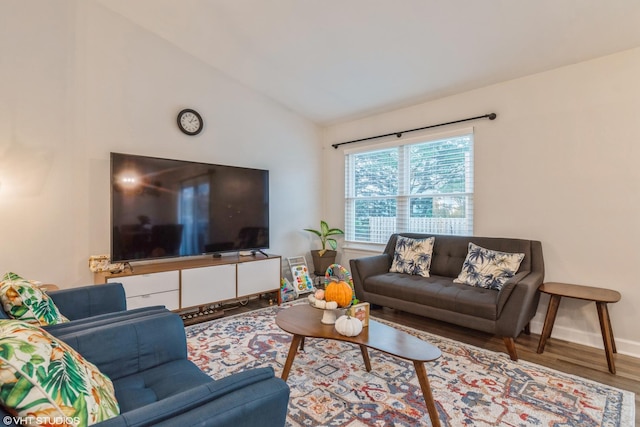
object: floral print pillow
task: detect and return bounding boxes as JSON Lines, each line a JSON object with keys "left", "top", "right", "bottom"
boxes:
{"left": 453, "top": 243, "right": 525, "bottom": 290}
{"left": 0, "top": 272, "right": 68, "bottom": 326}
{"left": 0, "top": 320, "right": 120, "bottom": 426}
{"left": 389, "top": 236, "right": 435, "bottom": 277}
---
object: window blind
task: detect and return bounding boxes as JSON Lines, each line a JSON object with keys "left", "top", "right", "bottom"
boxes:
{"left": 345, "top": 130, "right": 474, "bottom": 244}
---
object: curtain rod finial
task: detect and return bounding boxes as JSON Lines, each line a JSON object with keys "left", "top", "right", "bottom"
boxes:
{"left": 488, "top": 113, "right": 497, "bottom": 120}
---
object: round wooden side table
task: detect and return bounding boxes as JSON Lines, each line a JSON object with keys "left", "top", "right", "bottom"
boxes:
{"left": 536, "top": 282, "right": 621, "bottom": 374}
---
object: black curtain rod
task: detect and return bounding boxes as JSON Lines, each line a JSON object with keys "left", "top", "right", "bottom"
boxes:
{"left": 331, "top": 112, "right": 497, "bottom": 149}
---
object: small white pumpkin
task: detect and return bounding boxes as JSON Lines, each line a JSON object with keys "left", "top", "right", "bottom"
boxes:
{"left": 334, "top": 315, "right": 363, "bottom": 337}
{"left": 308, "top": 294, "right": 316, "bottom": 304}
{"left": 325, "top": 301, "right": 338, "bottom": 310}
{"left": 314, "top": 299, "right": 327, "bottom": 309}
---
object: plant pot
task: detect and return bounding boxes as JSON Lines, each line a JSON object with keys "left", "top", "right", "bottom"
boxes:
{"left": 310, "top": 250, "right": 337, "bottom": 276}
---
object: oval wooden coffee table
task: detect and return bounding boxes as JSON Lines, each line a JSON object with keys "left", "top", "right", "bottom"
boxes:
{"left": 276, "top": 304, "right": 442, "bottom": 427}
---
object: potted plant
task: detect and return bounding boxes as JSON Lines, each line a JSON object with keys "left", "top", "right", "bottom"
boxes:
{"left": 304, "top": 220, "right": 344, "bottom": 276}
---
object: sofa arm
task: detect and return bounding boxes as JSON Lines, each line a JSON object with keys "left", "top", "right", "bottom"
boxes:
{"left": 49, "top": 283, "right": 127, "bottom": 320}
{"left": 95, "top": 368, "right": 290, "bottom": 427}
{"left": 350, "top": 254, "right": 391, "bottom": 298}
{"left": 58, "top": 312, "right": 187, "bottom": 380}
{"left": 495, "top": 270, "right": 544, "bottom": 338}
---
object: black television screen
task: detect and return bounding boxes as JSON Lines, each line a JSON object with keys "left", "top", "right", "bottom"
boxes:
{"left": 111, "top": 153, "right": 269, "bottom": 262}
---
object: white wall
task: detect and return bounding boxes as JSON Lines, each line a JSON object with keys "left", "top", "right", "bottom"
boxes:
{"left": 324, "top": 48, "right": 640, "bottom": 357}
{"left": 0, "top": 1, "right": 321, "bottom": 285}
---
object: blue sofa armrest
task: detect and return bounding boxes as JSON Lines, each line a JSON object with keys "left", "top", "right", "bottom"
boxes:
{"left": 49, "top": 283, "right": 127, "bottom": 320}
{"left": 96, "top": 368, "right": 290, "bottom": 427}
{"left": 58, "top": 312, "right": 187, "bottom": 380}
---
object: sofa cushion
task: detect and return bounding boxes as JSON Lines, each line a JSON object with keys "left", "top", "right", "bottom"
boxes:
{"left": 454, "top": 243, "right": 524, "bottom": 290}
{"left": 384, "top": 234, "right": 535, "bottom": 278}
{"left": 363, "top": 273, "right": 516, "bottom": 320}
{"left": 0, "top": 272, "right": 69, "bottom": 326}
{"left": 113, "top": 359, "right": 213, "bottom": 413}
{"left": 0, "top": 320, "right": 120, "bottom": 426}
{"left": 389, "top": 236, "right": 435, "bottom": 277}
{"left": 58, "top": 313, "right": 189, "bottom": 381}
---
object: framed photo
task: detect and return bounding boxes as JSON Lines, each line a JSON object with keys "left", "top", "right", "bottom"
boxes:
{"left": 348, "top": 302, "right": 370, "bottom": 327}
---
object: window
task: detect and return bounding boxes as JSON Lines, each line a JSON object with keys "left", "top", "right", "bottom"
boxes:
{"left": 344, "top": 130, "right": 473, "bottom": 244}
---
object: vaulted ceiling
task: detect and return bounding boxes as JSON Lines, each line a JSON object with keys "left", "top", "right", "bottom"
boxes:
{"left": 97, "top": 0, "right": 640, "bottom": 124}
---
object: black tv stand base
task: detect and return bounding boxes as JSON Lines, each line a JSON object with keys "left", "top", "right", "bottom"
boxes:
{"left": 251, "top": 249, "right": 269, "bottom": 258}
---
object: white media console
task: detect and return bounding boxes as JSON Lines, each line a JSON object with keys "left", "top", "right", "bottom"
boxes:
{"left": 93, "top": 254, "right": 281, "bottom": 311}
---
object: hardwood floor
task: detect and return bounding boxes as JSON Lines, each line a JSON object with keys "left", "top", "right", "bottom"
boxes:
{"left": 200, "top": 296, "right": 640, "bottom": 424}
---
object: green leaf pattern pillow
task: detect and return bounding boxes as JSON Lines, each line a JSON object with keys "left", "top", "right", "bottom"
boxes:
{"left": 389, "top": 236, "right": 435, "bottom": 277}
{"left": 0, "top": 320, "right": 120, "bottom": 426}
{"left": 454, "top": 243, "right": 525, "bottom": 290}
{"left": 0, "top": 272, "right": 69, "bottom": 326}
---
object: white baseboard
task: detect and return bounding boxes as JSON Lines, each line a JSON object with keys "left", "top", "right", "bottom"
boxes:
{"left": 529, "top": 320, "right": 640, "bottom": 359}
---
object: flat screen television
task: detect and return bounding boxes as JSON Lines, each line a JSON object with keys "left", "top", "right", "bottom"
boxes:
{"left": 111, "top": 152, "right": 269, "bottom": 262}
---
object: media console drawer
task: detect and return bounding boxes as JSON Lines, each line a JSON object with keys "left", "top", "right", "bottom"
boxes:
{"left": 125, "top": 290, "right": 180, "bottom": 311}
{"left": 108, "top": 270, "right": 179, "bottom": 297}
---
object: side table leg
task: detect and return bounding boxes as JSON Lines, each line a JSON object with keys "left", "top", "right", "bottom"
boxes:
{"left": 282, "top": 334, "right": 303, "bottom": 381}
{"left": 596, "top": 302, "right": 617, "bottom": 374}
{"left": 537, "top": 295, "right": 561, "bottom": 354}
{"left": 413, "top": 361, "right": 441, "bottom": 427}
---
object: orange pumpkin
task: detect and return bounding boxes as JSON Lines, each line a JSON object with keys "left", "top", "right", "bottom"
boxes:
{"left": 324, "top": 281, "right": 353, "bottom": 308}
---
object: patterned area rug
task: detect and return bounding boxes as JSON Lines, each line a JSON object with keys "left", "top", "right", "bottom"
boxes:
{"left": 185, "top": 303, "right": 635, "bottom": 426}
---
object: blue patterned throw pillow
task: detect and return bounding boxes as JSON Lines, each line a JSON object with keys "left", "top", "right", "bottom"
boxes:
{"left": 453, "top": 242, "right": 524, "bottom": 291}
{"left": 389, "top": 236, "right": 435, "bottom": 277}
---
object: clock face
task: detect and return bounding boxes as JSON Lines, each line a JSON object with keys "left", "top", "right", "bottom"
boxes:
{"left": 177, "top": 109, "right": 203, "bottom": 135}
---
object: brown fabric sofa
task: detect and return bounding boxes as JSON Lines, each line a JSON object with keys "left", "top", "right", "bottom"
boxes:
{"left": 350, "top": 233, "right": 545, "bottom": 360}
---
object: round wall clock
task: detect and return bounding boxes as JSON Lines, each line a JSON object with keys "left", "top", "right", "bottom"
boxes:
{"left": 177, "top": 109, "right": 203, "bottom": 136}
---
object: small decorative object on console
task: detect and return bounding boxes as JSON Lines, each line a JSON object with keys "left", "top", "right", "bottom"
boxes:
{"left": 88, "top": 254, "right": 131, "bottom": 274}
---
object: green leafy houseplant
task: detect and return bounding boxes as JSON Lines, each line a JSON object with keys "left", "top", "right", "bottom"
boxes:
{"left": 304, "top": 221, "right": 344, "bottom": 257}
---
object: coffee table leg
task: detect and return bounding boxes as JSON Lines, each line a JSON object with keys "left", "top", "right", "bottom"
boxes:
{"left": 537, "top": 295, "right": 561, "bottom": 353}
{"left": 596, "top": 302, "right": 617, "bottom": 374}
{"left": 282, "top": 334, "right": 303, "bottom": 381}
{"left": 413, "top": 361, "right": 441, "bottom": 427}
{"left": 359, "top": 345, "right": 372, "bottom": 372}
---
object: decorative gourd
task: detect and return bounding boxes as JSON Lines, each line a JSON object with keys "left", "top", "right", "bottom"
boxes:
{"left": 324, "top": 281, "right": 353, "bottom": 308}
{"left": 325, "top": 301, "right": 338, "bottom": 310}
{"left": 314, "top": 289, "right": 325, "bottom": 300}
{"left": 335, "top": 315, "right": 363, "bottom": 337}
{"left": 314, "top": 299, "right": 326, "bottom": 309}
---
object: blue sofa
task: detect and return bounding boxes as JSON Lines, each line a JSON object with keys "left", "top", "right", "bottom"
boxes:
{"left": 0, "top": 285, "right": 291, "bottom": 426}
